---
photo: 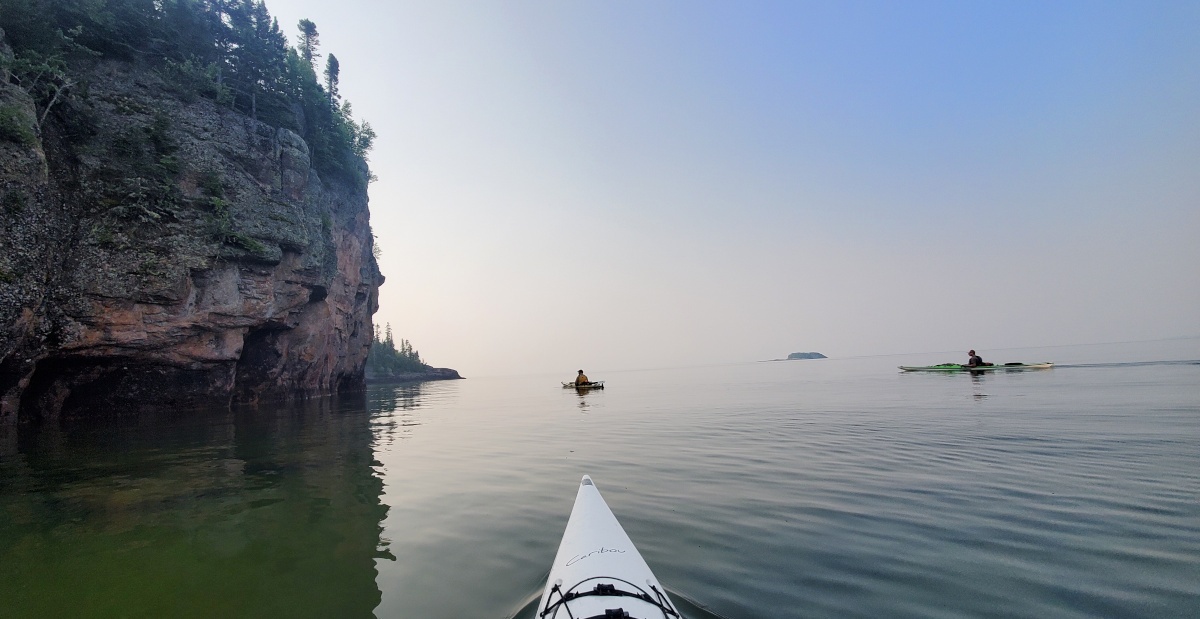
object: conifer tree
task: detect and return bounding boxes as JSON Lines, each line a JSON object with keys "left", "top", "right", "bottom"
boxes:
{"left": 0, "top": 0, "right": 373, "bottom": 188}
{"left": 324, "top": 53, "right": 340, "bottom": 110}
{"left": 223, "top": 0, "right": 286, "bottom": 120}
{"left": 353, "top": 119, "right": 376, "bottom": 158}
{"left": 297, "top": 18, "right": 319, "bottom": 65}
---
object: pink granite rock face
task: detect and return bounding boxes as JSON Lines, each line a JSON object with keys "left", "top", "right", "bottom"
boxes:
{"left": 0, "top": 56, "right": 382, "bottom": 422}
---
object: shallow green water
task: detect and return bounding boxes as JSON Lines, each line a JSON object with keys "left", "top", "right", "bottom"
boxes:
{"left": 0, "top": 400, "right": 385, "bottom": 617}
{"left": 2, "top": 340, "right": 1199, "bottom": 618}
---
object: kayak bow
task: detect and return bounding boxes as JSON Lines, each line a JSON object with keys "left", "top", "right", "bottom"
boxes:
{"left": 537, "top": 476, "right": 680, "bottom": 619}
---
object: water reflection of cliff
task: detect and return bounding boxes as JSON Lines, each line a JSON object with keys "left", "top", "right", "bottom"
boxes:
{"left": 366, "top": 382, "right": 431, "bottom": 446}
{"left": 0, "top": 396, "right": 387, "bottom": 618}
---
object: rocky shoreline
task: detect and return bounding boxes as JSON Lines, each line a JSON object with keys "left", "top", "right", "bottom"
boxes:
{"left": 365, "top": 367, "right": 463, "bottom": 384}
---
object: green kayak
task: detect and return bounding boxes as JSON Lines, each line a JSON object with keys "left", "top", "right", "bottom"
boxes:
{"left": 899, "top": 362, "right": 1053, "bottom": 372}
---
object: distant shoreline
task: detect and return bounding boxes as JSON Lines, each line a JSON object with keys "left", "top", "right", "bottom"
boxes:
{"left": 365, "top": 368, "right": 463, "bottom": 384}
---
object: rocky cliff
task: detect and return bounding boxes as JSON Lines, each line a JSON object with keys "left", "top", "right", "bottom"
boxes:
{"left": 0, "top": 47, "right": 382, "bottom": 423}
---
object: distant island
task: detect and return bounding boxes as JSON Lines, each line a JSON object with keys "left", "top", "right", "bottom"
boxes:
{"left": 762, "top": 352, "right": 827, "bottom": 362}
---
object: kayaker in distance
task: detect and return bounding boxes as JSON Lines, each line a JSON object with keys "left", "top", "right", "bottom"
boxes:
{"left": 966, "top": 350, "right": 992, "bottom": 367}
{"left": 574, "top": 370, "right": 591, "bottom": 386}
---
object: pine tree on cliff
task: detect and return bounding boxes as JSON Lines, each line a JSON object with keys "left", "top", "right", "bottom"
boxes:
{"left": 160, "top": 0, "right": 217, "bottom": 59}
{"left": 297, "top": 18, "right": 320, "bottom": 65}
{"left": 288, "top": 17, "right": 338, "bottom": 178}
{"left": 227, "top": 0, "right": 289, "bottom": 120}
{"left": 204, "top": 0, "right": 235, "bottom": 89}
{"left": 325, "top": 53, "right": 340, "bottom": 111}
{"left": 0, "top": 0, "right": 373, "bottom": 186}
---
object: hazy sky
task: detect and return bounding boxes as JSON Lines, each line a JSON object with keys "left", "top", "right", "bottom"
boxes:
{"left": 267, "top": 1, "right": 1200, "bottom": 376}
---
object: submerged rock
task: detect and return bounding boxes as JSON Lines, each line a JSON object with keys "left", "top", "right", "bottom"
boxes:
{"left": 787, "top": 352, "right": 827, "bottom": 360}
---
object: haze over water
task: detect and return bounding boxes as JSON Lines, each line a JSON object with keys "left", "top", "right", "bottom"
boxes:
{"left": 2, "top": 339, "right": 1198, "bottom": 618}
{"left": 263, "top": 1, "right": 1200, "bottom": 376}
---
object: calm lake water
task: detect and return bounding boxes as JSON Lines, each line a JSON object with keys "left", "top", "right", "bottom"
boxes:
{"left": 2, "top": 340, "right": 1199, "bottom": 618}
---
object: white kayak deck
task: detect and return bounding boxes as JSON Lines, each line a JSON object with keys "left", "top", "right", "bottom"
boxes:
{"left": 536, "top": 476, "right": 680, "bottom": 619}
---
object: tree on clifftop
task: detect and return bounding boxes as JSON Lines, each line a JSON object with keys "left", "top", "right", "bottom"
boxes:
{"left": 324, "top": 53, "right": 339, "bottom": 110}
{"left": 297, "top": 18, "right": 319, "bottom": 65}
{"left": 0, "top": 0, "right": 375, "bottom": 188}
{"left": 226, "top": 0, "right": 288, "bottom": 120}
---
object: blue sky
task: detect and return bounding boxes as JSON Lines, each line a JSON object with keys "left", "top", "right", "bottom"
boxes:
{"left": 269, "top": 1, "right": 1199, "bottom": 375}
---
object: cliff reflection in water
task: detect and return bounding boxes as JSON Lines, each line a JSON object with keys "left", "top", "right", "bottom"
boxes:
{"left": 368, "top": 383, "right": 424, "bottom": 442}
{"left": 0, "top": 395, "right": 389, "bottom": 618}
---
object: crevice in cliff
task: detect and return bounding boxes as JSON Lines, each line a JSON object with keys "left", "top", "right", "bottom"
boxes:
{"left": 233, "top": 326, "right": 283, "bottom": 405}
{"left": 0, "top": 357, "right": 34, "bottom": 423}
{"left": 19, "top": 358, "right": 99, "bottom": 422}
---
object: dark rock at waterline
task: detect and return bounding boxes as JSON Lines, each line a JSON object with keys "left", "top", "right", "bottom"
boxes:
{"left": 787, "top": 352, "right": 827, "bottom": 360}
{"left": 0, "top": 44, "right": 382, "bottom": 423}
